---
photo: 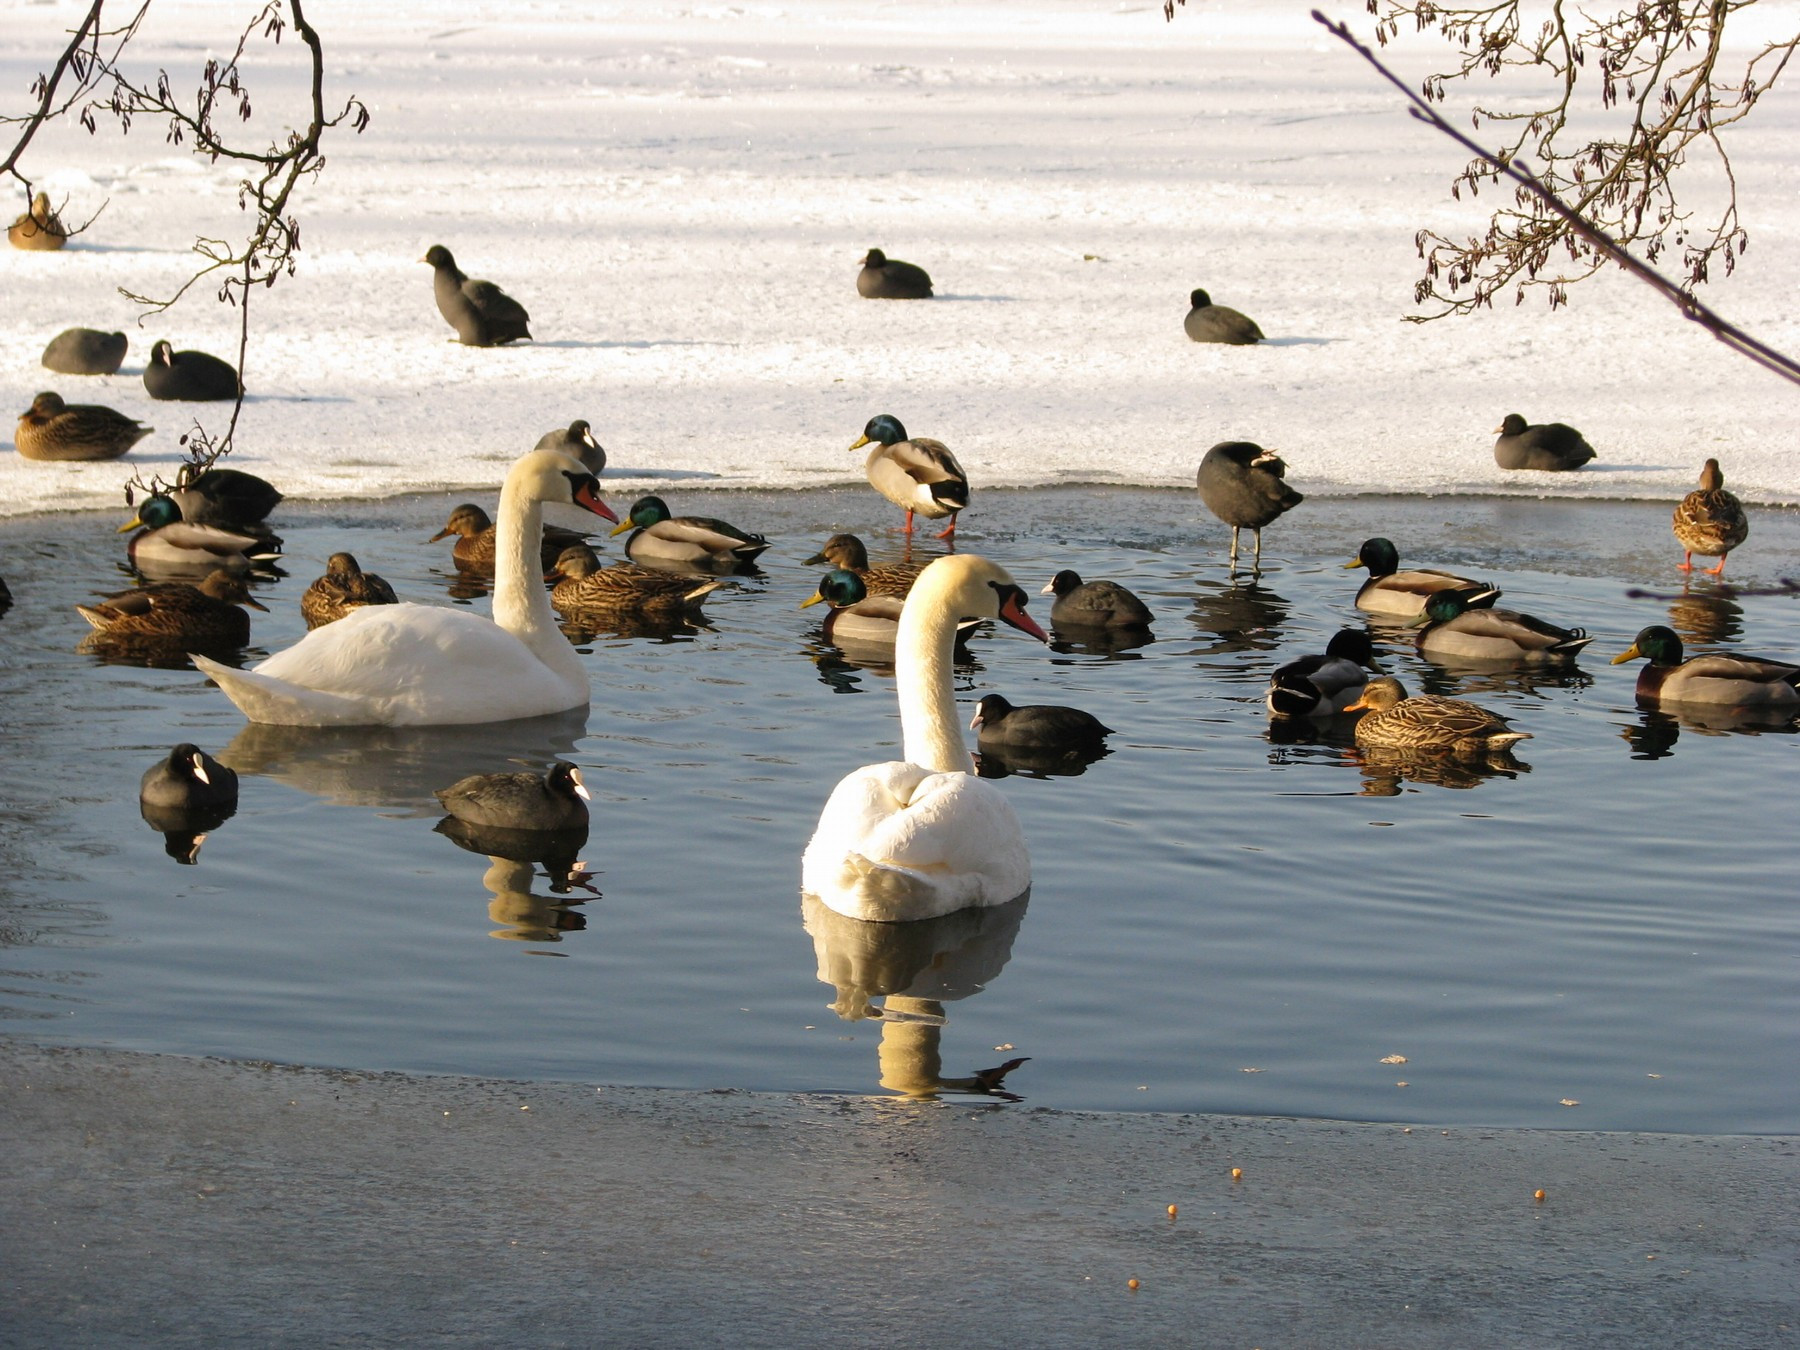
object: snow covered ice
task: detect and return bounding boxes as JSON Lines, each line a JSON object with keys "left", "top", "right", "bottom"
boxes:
{"left": 3, "top": 0, "right": 1797, "bottom": 518}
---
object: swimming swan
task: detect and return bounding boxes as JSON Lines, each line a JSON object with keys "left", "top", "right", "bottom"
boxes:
{"left": 193, "top": 450, "right": 616, "bottom": 726}
{"left": 802, "top": 555, "right": 1048, "bottom": 923}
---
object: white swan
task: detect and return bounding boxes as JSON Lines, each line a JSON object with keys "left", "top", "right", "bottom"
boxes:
{"left": 802, "top": 555, "right": 1048, "bottom": 922}
{"left": 193, "top": 450, "right": 617, "bottom": 726}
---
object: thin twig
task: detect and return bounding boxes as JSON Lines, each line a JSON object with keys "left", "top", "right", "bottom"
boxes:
{"left": 1313, "top": 9, "right": 1800, "bottom": 388}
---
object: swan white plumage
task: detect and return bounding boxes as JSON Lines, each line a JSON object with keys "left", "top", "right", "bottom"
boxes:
{"left": 192, "top": 449, "right": 616, "bottom": 726}
{"left": 802, "top": 554, "right": 1048, "bottom": 922}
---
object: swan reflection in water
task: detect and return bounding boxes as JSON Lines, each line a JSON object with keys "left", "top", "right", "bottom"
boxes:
{"left": 801, "top": 892, "right": 1030, "bottom": 1100}
{"left": 217, "top": 708, "right": 587, "bottom": 815}
{"left": 434, "top": 816, "right": 598, "bottom": 943}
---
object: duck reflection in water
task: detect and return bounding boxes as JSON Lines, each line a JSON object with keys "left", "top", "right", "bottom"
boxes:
{"left": 434, "top": 816, "right": 597, "bottom": 943}
{"left": 972, "top": 740, "right": 1111, "bottom": 780}
{"left": 218, "top": 709, "right": 588, "bottom": 814}
{"left": 1188, "top": 576, "right": 1288, "bottom": 656}
{"left": 1619, "top": 703, "right": 1798, "bottom": 759}
{"left": 1351, "top": 744, "right": 1530, "bottom": 796}
{"left": 801, "top": 892, "right": 1030, "bottom": 1100}
{"left": 1410, "top": 662, "right": 1593, "bottom": 700}
{"left": 1667, "top": 586, "right": 1745, "bottom": 648}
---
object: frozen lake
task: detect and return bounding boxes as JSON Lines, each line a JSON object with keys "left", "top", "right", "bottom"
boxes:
{"left": 2, "top": 486, "right": 1796, "bottom": 1133}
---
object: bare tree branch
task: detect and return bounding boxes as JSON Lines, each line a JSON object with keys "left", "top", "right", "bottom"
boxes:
{"left": 1312, "top": 9, "right": 1800, "bottom": 387}
{"left": 1168, "top": 0, "right": 1798, "bottom": 319}
{"left": 5, "top": 0, "right": 368, "bottom": 481}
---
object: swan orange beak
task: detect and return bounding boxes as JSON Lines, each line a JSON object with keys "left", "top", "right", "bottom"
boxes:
{"left": 998, "top": 590, "right": 1048, "bottom": 643}
{"left": 571, "top": 478, "right": 619, "bottom": 523}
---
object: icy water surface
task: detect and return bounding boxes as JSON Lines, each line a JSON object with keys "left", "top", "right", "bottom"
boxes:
{"left": 1, "top": 487, "right": 1796, "bottom": 1132}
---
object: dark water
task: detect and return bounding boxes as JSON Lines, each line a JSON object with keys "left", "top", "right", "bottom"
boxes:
{"left": 2, "top": 487, "right": 1796, "bottom": 1132}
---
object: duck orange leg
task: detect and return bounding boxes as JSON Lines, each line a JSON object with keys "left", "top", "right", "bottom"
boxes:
{"left": 1677, "top": 551, "right": 1695, "bottom": 571}
{"left": 1706, "top": 556, "right": 1728, "bottom": 576}
{"left": 934, "top": 513, "right": 958, "bottom": 544}
{"left": 903, "top": 507, "right": 916, "bottom": 536}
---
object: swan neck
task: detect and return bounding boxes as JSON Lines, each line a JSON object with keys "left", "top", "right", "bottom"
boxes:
{"left": 896, "top": 574, "right": 966, "bottom": 774}
{"left": 492, "top": 469, "right": 580, "bottom": 680}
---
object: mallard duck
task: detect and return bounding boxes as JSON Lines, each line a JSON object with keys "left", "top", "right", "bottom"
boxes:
{"left": 76, "top": 568, "right": 266, "bottom": 646}
{"left": 1343, "top": 537, "right": 1501, "bottom": 617}
{"left": 1266, "top": 629, "right": 1380, "bottom": 717}
{"left": 534, "top": 420, "right": 605, "bottom": 474}
{"left": 1183, "top": 288, "right": 1263, "bottom": 345}
{"left": 42, "top": 327, "right": 127, "bottom": 375}
{"left": 801, "top": 568, "right": 914, "bottom": 647}
{"left": 8, "top": 191, "right": 66, "bottom": 250}
{"left": 856, "top": 248, "right": 933, "bottom": 299}
{"left": 119, "top": 494, "right": 277, "bottom": 576}
{"left": 1493, "top": 413, "right": 1596, "bottom": 471}
{"left": 16, "top": 391, "right": 151, "bottom": 461}
{"left": 1195, "top": 441, "right": 1302, "bottom": 568}
{"left": 608, "top": 495, "right": 769, "bottom": 571}
{"left": 429, "top": 502, "right": 590, "bottom": 574}
{"left": 301, "top": 553, "right": 399, "bottom": 629}
{"left": 801, "top": 568, "right": 987, "bottom": 655}
{"left": 1041, "top": 569, "right": 1153, "bottom": 628}
{"left": 1345, "top": 677, "right": 1531, "bottom": 755}
{"left": 435, "top": 763, "right": 590, "bottom": 831}
{"left": 804, "top": 532, "right": 923, "bottom": 597}
{"left": 143, "top": 341, "right": 241, "bottom": 401}
{"left": 1410, "top": 589, "right": 1593, "bottom": 664}
{"left": 850, "top": 414, "right": 969, "bottom": 540}
{"left": 166, "top": 466, "right": 283, "bottom": 528}
{"left": 969, "top": 693, "right": 1111, "bottom": 749}
{"left": 549, "top": 544, "right": 725, "bottom": 616}
{"left": 1673, "top": 459, "right": 1749, "bottom": 575}
{"left": 1610, "top": 625, "right": 1800, "bottom": 708}
{"left": 422, "top": 244, "right": 532, "bottom": 345}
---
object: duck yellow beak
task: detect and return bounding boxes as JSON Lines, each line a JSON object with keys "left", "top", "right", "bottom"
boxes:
{"left": 608, "top": 518, "right": 634, "bottom": 537}
{"left": 1340, "top": 557, "right": 1362, "bottom": 569}
{"left": 117, "top": 515, "right": 144, "bottom": 533}
{"left": 799, "top": 592, "right": 826, "bottom": 609}
{"left": 849, "top": 435, "right": 872, "bottom": 451}
{"left": 1609, "top": 644, "right": 1642, "bottom": 665}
